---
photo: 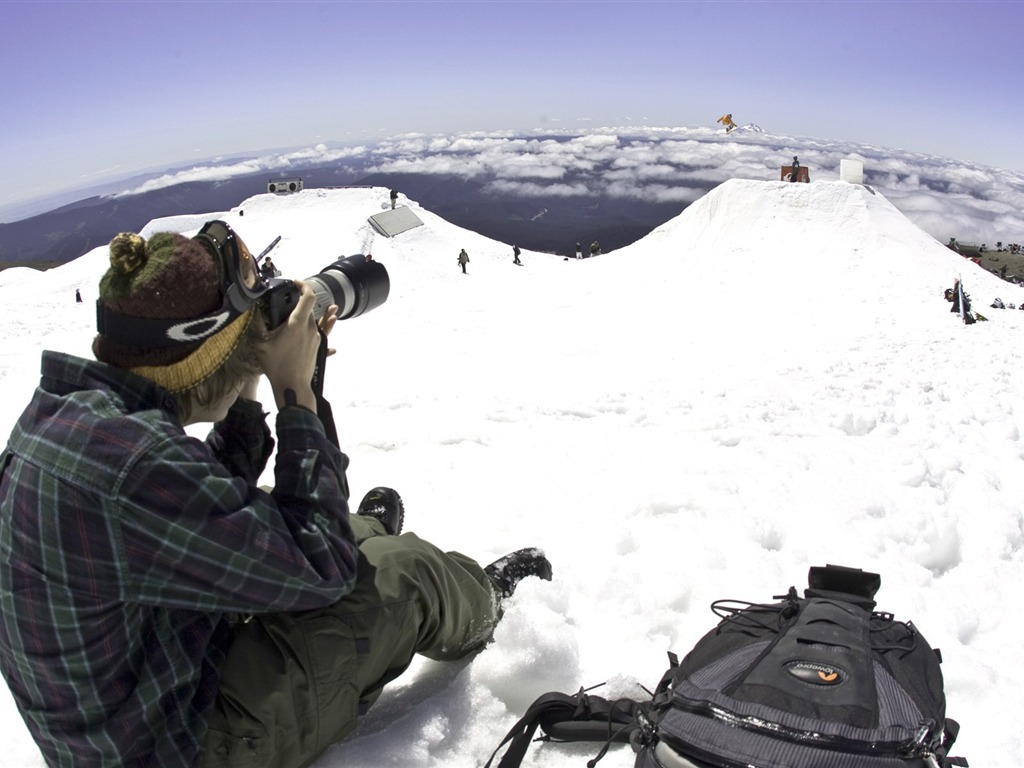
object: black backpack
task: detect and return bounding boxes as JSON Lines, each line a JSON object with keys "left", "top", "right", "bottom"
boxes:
{"left": 487, "top": 565, "right": 966, "bottom": 768}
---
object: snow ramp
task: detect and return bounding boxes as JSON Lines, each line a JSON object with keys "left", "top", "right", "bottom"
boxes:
{"left": 614, "top": 178, "right": 1020, "bottom": 311}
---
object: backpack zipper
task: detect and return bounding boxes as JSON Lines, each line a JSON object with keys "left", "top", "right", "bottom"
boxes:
{"left": 669, "top": 698, "right": 939, "bottom": 759}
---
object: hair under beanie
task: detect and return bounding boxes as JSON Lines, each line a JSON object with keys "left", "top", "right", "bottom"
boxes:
{"left": 93, "top": 230, "right": 253, "bottom": 393}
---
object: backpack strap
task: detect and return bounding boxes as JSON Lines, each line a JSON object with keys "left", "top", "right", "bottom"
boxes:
{"left": 936, "top": 718, "right": 970, "bottom": 767}
{"left": 484, "top": 688, "right": 640, "bottom": 768}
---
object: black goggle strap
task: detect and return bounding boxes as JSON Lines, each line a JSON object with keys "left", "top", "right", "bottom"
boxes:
{"left": 96, "top": 299, "right": 244, "bottom": 349}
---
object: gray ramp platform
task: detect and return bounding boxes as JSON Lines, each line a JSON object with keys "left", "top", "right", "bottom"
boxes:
{"left": 368, "top": 207, "right": 424, "bottom": 237}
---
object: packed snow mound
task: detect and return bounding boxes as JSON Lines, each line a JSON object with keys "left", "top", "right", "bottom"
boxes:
{"left": 616, "top": 178, "right": 1020, "bottom": 311}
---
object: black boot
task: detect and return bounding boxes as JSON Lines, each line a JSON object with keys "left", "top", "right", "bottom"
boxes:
{"left": 356, "top": 487, "right": 405, "bottom": 535}
{"left": 485, "top": 548, "right": 553, "bottom": 598}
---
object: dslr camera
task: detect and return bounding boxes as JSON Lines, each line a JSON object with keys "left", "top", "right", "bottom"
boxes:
{"left": 262, "top": 254, "right": 390, "bottom": 330}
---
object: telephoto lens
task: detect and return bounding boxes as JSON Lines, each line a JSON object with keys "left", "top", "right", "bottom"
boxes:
{"left": 262, "top": 255, "right": 389, "bottom": 329}
{"left": 308, "top": 255, "right": 389, "bottom": 320}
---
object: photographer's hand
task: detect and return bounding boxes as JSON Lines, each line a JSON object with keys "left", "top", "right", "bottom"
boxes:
{"left": 319, "top": 304, "right": 340, "bottom": 356}
{"left": 259, "top": 281, "right": 321, "bottom": 412}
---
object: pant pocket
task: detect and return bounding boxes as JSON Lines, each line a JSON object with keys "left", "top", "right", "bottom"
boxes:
{"left": 202, "top": 728, "right": 267, "bottom": 768}
{"left": 205, "top": 611, "right": 362, "bottom": 768}
{"left": 297, "top": 611, "right": 364, "bottom": 752}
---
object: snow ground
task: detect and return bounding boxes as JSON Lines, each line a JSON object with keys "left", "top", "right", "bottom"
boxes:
{"left": 1, "top": 180, "right": 1022, "bottom": 767}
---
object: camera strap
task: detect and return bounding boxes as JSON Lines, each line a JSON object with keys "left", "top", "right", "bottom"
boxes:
{"left": 310, "top": 331, "right": 339, "bottom": 449}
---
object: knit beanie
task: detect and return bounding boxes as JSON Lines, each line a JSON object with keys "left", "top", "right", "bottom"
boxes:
{"left": 93, "top": 231, "right": 253, "bottom": 393}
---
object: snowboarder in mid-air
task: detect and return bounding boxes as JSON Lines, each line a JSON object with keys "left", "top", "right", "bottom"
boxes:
{"left": 717, "top": 113, "right": 737, "bottom": 133}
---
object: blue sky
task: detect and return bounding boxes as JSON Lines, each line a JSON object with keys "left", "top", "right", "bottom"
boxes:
{"left": 2, "top": 0, "right": 1023, "bottom": 212}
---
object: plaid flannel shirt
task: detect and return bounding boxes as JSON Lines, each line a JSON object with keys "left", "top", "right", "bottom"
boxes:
{"left": 0, "top": 351, "right": 359, "bottom": 767}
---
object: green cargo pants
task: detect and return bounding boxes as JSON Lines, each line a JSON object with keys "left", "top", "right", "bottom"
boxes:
{"left": 201, "top": 516, "right": 500, "bottom": 768}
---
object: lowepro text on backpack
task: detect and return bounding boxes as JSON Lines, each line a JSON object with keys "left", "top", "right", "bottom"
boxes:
{"left": 487, "top": 564, "right": 967, "bottom": 768}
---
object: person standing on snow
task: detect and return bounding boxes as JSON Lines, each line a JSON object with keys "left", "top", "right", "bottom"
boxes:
{"left": 458, "top": 248, "right": 470, "bottom": 274}
{"left": 0, "top": 223, "right": 551, "bottom": 768}
{"left": 513, "top": 244, "right": 522, "bottom": 265}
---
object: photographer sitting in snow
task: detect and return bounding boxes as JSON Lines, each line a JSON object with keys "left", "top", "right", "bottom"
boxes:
{"left": 0, "top": 224, "right": 551, "bottom": 768}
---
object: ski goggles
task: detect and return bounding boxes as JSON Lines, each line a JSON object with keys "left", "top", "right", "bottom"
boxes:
{"left": 192, "top": 219, "right": 271, "bottom": 310}
{"left": 96, "top": 220, "right": 275, "bottom": 349}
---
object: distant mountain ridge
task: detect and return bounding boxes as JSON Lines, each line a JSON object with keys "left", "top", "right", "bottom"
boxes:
{"left": 0, "top": 166, "right": 691, "bottom": 268}
{"left": 0, "top": 179, "right": 263, "bottom": 267}
{"left": 6, "top": 125, "right": 1022, "bottom": 271}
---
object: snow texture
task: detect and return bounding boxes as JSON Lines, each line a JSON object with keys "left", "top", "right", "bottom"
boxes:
{"left": 1, "top": 180, "right": 1022, "bottom": 767}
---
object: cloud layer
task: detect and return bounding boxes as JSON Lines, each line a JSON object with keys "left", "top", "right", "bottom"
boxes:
{"left": 114, "top": 144, "right": 369, "bottom": 197}
{"left": 116, "top": 127, "right": 1024, "bottom": 248}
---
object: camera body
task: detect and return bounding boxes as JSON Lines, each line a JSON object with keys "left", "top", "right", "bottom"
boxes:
{"left": 262, "top": 254, "right": 389, "bottom": 330}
